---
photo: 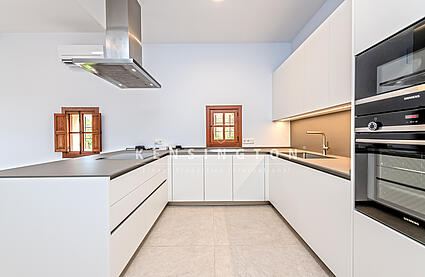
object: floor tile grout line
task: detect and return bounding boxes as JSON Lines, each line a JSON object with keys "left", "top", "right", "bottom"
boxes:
{"left": 141, "top": 245, "right": 215, "bottom": 248}
{"left": 123, "top": 205, "right": 332, "bottom": 276}
{"left": 213, "top": 245, "right": 216, "bottom": 277}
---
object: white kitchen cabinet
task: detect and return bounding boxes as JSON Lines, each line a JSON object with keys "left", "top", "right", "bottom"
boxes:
{"left": 303, "top": 20, "right": 330, "bottom": 112}
{"left": 272, "top": 59, "right": 289, "bottom": 120}
{"left": 354, "top": 211, "right": 425, "bottom": 277}
{"left": 0, "top": 156, "right": 169, "bottom": 277}
{"left": 204, "top": 155, "right": 233, "bottom": 201}
{"left": 272, "top": 0, "right": 351, "bottom": 120}
{"left": 110, "top": 181, "right": 167, "bottom": 277}
{"left": 233, "top": 155, "right": 265, "bottom": 201}
{"left": 329, "top": 0, "right": 352, "bottom": 107}
{"left": 272, "top": 46, "right": 306, "bottom": 120}
{"left": 287, "top": 48, "right": 306, "bottom": 116}
{"left": 354, "top": 0, "right": 425, "bottom": 55}
{"left": 269, "top": 156, "right": 351, "bottom": 277}
{"left": 172, "top": 155, "right": 204, "bottom": 201}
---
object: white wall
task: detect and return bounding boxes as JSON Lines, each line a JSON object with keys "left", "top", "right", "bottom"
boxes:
{"left": 0, "top": 33, "right": 291, "bottom": 169}
{"left": 291, "top": 0, "right": 344, "bottom": 51}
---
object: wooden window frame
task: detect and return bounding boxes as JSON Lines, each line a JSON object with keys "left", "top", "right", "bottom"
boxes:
{"left": 59, "top": 107, "right": 101, "bottom": 158}
{"left": 206, "top": 105, "right": 242, "bottom": 148}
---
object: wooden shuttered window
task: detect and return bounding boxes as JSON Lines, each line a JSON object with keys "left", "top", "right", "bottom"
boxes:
{"left": 54, "top": 113, "right": 67, "bottom": 152}
{"left": 206, "top": 105, "right": 242, "bottom": 148}
{"left": 91, "top": 113, "right": 102, "bottom": 153}
{"left": 55, "top": 107, "right": 102, "bottom": 158}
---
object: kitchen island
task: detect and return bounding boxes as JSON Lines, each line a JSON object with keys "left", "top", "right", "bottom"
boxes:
{"left": 0, "top": 148, "right": 351, "bottom": 277}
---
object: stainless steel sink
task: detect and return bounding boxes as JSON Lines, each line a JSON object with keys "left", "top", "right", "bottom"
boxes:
{"left": 279, "top": 151, "right": 335, "bottom": 159}
{"left": 97, "top": 152, "right": 154, "bottom": 160}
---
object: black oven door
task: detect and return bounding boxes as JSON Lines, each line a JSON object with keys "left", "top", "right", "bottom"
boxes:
{"left": 355, "top": 17, "right": 425, "bottom": 105}
{"left": 355, "top": 134, "right": 425, "bottom": 245}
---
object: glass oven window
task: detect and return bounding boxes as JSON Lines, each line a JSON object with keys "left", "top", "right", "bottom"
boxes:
{"left": 375, "top": 154, "right": 425, "bottom": 221}
{"left": 377, "top": 47, "right": 425, "bottom": 94}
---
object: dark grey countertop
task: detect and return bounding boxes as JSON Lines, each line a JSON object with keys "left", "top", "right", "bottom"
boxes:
{"left": 0, "top": 150, "right": 169, "bottom": 179}
{"left": 0, "top": 147, "right": 351, "bottom": 180}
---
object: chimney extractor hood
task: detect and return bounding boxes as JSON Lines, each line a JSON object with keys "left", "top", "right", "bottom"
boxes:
{"left": 70, "top": 0, "right": 160, "bottom": 89}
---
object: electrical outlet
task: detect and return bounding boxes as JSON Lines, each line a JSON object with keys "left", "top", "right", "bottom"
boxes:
{"left": 154, "top": 139, "right": 163, "bottom": 145}
{"left": 243, "top": 138, "right": 255, "bottom": 144}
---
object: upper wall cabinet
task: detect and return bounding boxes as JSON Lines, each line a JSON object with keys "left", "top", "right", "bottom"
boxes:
{"left": 303, "top": 20, "right": 330, "bottom": 113}
{"left": 272, "top": 0, "right": 352, "bottom": 120}
{"left": 329, "top": 0, "right": 352, "bottom": 107}
{"left": 354, "top": 0, "right": 425, "bottom": 55}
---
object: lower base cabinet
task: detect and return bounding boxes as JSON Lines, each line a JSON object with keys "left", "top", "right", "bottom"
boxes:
{"left": 110, "top": 182, "right": 168, "bottom": 277}
{"left": 172, "top": 155, "right": 204, "bottom": 201}
{"left": 269, "top": 156, "right": 351, "bottom": 277}
{"left": 354, "top": 211, "right": 425, "bottom": 277}
{"left": 0, "top": 157, "right": 169, "bottom": 277}
{"left": 204, "top": 155, "right": 233, "bottom": 201}
{"left": 233, "top": 155, "right": 265, "bottom": 201}
{"left": 171, "top": 154, "right": 266, "bottom": 202}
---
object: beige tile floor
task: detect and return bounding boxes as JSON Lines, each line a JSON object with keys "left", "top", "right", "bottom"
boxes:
{"left": 122, "top": 205, "right": 334, "bottom": 277}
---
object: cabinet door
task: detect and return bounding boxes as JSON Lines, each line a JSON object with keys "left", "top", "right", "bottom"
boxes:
{"left": 172, "top": 155, "right": 204, "bottom": 201}
{"left": 304, "top": 20, "right": 330, "bottom": 112}
{"left": 296, "top": 166, "right": 351, "bottom": 277}
{"left": 269, "top": 158, "right": 351, "bottom": 277}
{"left": 329, "top": 0, "right": 352, "bottom": 106}
{"left": 272, "top": 48, "right": 306, "bottom": 120}
{"left": 354, "top": 0, "right": 425, "bottom": 54}
{"left": 269, "top": 157, "right": 286, "bottom": 212}
{"left": 204, "top": 155, "right": 233, "bottom": 201}
{"left": 269, "top": 157, "right": 302, "bottom": 227}
{"left": 286, "top": 49, "right": 306, "bottom": 117}
{"left": 272, "top": 61, "right": 289, "bottom": 120}
{"left": 233, "top": 155, "right": 265, "bottom": 201}
{"left": 354, "top": 211, "right": 425, "bottom": 277}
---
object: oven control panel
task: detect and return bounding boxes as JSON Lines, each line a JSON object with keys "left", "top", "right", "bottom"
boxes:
{"left": 355, "top": 108, "right": 425, "bottom": 130}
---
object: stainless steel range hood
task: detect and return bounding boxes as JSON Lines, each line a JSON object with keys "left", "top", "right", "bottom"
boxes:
{"left": 70, "top": 0, "right": 160, "bottom": 89}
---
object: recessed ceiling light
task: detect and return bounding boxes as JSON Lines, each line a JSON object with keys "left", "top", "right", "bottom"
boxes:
{"left": 131, "top": 68, "right": 136, "bottom": 72}
{"left": 118, "top": 83, "right": 123, "bottom": 87}
{"left": 149, "top": 83, "right": 154, "bottom": 87}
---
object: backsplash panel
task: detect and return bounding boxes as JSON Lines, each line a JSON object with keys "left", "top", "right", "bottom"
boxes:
{"left": 290, "top": 110, "right": 351, "bottom": 157}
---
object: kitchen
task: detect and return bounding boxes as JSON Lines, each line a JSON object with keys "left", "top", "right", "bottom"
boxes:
{"left": 0, "top": 0, "right": 425, "bottom": 276}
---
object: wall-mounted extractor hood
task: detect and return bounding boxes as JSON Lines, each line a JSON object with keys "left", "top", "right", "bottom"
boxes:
{"left": 64, "top": 0, "right": 160, "bottom": 89}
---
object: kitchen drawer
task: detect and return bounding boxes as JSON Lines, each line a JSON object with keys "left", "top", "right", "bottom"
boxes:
{"left": 109, "top": 158, "right": 165, "bottom": 206}
{"left": 110, "top": 169, "right": 167, "bottom": 231}
{"left": 110, "top": 181, "right": 168, "bottom": 277}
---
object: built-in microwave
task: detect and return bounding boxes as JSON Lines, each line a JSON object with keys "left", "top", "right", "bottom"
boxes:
{"left": 355, "top": 17, "right": 425, "bottom": 116}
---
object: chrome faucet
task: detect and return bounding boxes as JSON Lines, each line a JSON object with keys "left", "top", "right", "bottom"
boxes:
{"left": 306, "top": 131, "right": 329, "bottom": 155}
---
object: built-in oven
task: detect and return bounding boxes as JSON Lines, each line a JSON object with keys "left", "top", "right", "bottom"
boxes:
{"left": 355, "top": 17, "right": 425, "bottom": 116}
{"left": 355, "top": 108, "right": 425, "bottom": 245}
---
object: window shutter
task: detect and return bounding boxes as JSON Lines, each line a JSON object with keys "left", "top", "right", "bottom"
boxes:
{"left": 54, "top": 113, "right": 68, "bottom": 152}
{"left": 92, "top": 113, "right": 102, "bottom": 153}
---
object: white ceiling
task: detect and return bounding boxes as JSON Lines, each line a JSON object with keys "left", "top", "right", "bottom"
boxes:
{"left": 0, "top": 0, "right": 327, "bottom": 43}
{"left": 141, "top": 0, "right": 327, "bottom": 43}
{"left": 0, "top": 0, "right": 105, "bottom": 32}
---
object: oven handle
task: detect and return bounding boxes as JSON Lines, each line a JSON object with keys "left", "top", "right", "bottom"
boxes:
{"left": 355, "top": 138, "right": 425, "bottom": 145}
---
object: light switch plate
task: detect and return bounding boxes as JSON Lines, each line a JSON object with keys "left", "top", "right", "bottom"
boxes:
{"left": 243, "top": 138, "right": 255, "bottom": 144}
{"left": 154, "top": 139, "right": 164, "bottom": 145}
